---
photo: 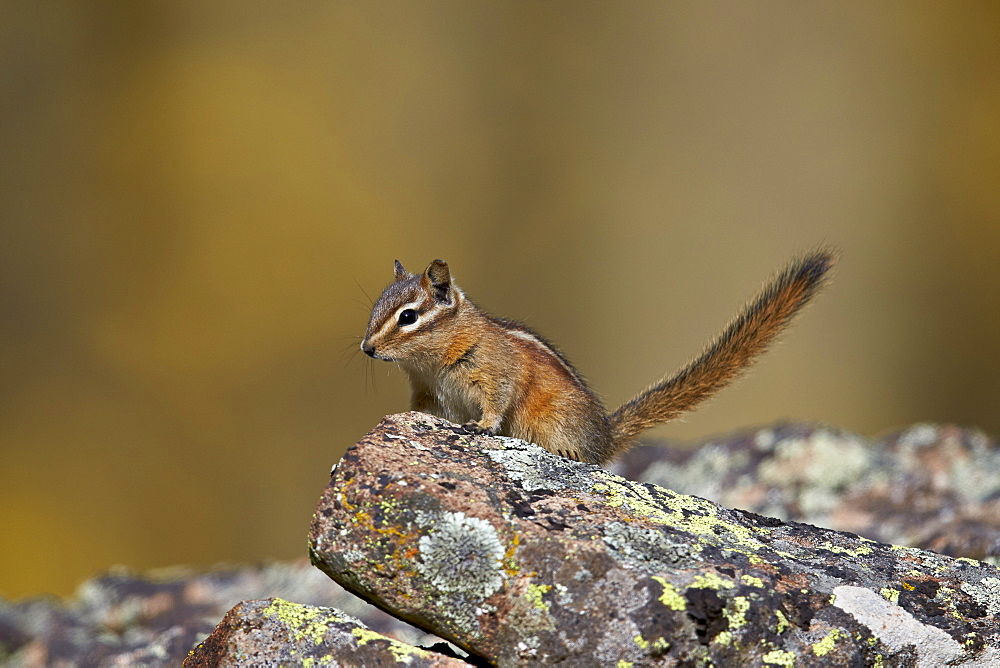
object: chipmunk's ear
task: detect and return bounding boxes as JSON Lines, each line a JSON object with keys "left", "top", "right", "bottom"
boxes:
{"left": 393, "top": 260, "right": 408, "bottom": 281}
{"left": 423, "top": 259, "right": 455, "bottom": 305}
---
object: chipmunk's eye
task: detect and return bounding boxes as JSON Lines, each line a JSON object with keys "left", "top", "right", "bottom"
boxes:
{"left": 398, "top": 309, "right": 418, "bottom": 326}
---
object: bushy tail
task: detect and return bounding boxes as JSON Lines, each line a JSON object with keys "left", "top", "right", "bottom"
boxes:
{"left": 607, "top": 249, "right": 837, "bottom": 451}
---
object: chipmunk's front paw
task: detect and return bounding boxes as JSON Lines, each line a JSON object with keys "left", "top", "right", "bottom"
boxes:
{"left": 462, "top": 421, "right": 498, "bottom": 436}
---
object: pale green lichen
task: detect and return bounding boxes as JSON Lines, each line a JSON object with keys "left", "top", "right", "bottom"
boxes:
{"left": 812, "top": 629, "right": 844, "bottom": 656}
{"left": 960, "top": 576, "right": 1000, "bottom": 616}
{"left": 263, "top": 598, "right": 340, "bottom": 645}
{"left": 762, "top": 648, "right": 796, "bottom": 666}
{"left": 602, "top": 521, "right": 699, "bottom": 570}
{"left": 714, "top": 630, "right": 733, "bottom": 645}
{"left": 487, "top": 443, "right": 586, "bottom": 492}
{"left": 416, "top": 511, "right": 504, "bottom": 599}
{"left": 351, "top": 628, "right": 432, "bottom": 663}
{"left": 774, "top": 609, "right": 790, "bottom": 634}
{"left": 526, "top": 583, "right": 552, "bottom": 613}
{"left": 651, "top": 576, "right": 686, "bottom": 610}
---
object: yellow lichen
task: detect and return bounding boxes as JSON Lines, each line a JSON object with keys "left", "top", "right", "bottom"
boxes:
{"left": 821, "top": 542, "right": 873, "bottom": 557}
{"left": 526, "top": 583, "right": 552, "bottom": 613}
{"left": 503, "top": 532, "right": 521, "bottom": 577}
{"left": 262, "top": 598, "right": 431, "bottom": 663}
{"left": 741, "top": 575, "right": 764, "bottom": 588}
{"left": 691, "top": 572, "right": 735, "bottom": 590}
{"left": 879, "top": 587, "right": 899, "bottom": 604}
{"left": 651, "top": 576, "right": 687, "bottom": 610}
{"left": 723, "top": 596, "right": 751, "bottom": 630}
{"left": 811, "top": 629, "right": 844, "bottom": 656}
{"left": 351, "top": 628, "right": 432, "bottom": 662}
{"left": 774, "top": 609, "right": 790, "bottom": 634}
{"left": 590, "top": 472, "right": 764, "bottom": 548}
{"left": 762, "top": 649, "right": 796, "bottom": 666}
{"left": 263, "top": 598, "right": 337, "bottom": 645}
{"left": 634, "top": 633, "right": 670, "bottom": 653}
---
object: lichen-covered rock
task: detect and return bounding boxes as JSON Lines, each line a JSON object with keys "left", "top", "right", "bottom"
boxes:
{"left": 0, "top": 560, "right": 428, "bottom": 667}
{"left": 183, "top": 598, "right": 465, "bottom": 667}
{"left": 309, "top": 412, "right": 1000, "bottom": 666}
{"left": 611, "top": 422, "right": 1000, "bottom": 565}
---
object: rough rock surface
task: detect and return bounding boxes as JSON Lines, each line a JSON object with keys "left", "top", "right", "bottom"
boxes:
{"left": 0, "top": 560, "right": 430, "bottom": 667}
{"left": 183, "top": 597, "right": 466, "bottom": 666}
{"left": 612, "top": 422, "right": 1000, "bottom": 564}
{"left": 6, "top": 419, "right": 998, "bottom": 665}
{"left": 310, "top": 412, "right": 1000, "bottom": 666}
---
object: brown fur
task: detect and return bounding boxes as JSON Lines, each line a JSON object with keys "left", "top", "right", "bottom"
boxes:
{"left": 362, "top": 251, "right": 835, "bottom": 465}
{"left": 607, "top": 250, "right": 836, "bottom": 450}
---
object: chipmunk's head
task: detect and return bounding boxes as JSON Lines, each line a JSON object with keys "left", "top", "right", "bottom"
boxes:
{"left": 361, "top": 259, "right": 464, "bottom": 365}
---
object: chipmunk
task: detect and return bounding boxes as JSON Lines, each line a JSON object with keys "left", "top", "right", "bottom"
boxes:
{"left": 361, "top": 250, "right": 835, "bottom": 465}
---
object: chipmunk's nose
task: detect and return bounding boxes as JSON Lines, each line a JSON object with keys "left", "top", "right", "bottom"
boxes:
{"left": 361, "top": 341, "right": 376, "bottom": 357}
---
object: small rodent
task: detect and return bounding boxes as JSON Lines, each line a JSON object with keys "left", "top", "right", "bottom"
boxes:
{"left": 362, "top": 251, "right": 835, "bottom": 464}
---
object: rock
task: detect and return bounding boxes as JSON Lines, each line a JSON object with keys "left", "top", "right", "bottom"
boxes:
{"left": 0, "top": 560, "right": 429, "bottom": 667}
{"left": 611, "top": 422, "right": 1000, "bottom": 564}
{"left": 309, "top": 412, "right": 1000, "bottom": 666}
{"left": 183, "top": 598, "right": 467, "bottom": 667}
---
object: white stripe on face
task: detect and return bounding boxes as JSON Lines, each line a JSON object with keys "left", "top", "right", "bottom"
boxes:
{"left": 366, "top": 286, "right": 464, "bottom": 347}
{"left": 371, "top": 300, "right": 424, "bottom": 341}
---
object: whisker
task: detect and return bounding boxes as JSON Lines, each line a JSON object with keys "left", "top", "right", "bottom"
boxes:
{"left": 339, "top": 338, "right": 362, "bottom": 360}
{"left": 342, "top": 346, "right": 362, "bottom": 366}
{"left": 354, "top": 279, "right": 374, "bottom": 306}
{"left": 364, "top": 357, "right": 376, "bottom": 395}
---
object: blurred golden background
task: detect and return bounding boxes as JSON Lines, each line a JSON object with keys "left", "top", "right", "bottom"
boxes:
{"left": 2, "top": 3, "right": 998, "bottom": 599}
